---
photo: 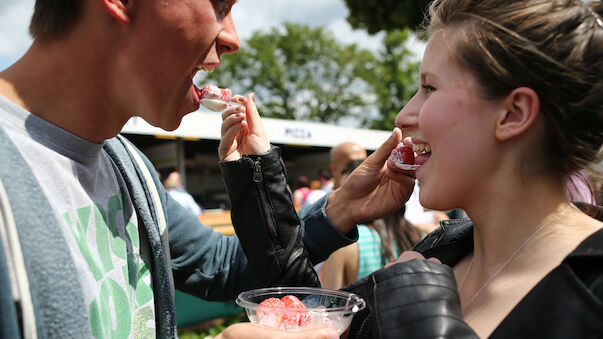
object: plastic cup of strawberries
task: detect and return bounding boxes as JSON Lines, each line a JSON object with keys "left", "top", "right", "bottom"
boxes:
{"left": 236, "top": 287, "right": 366, "bottom": 334}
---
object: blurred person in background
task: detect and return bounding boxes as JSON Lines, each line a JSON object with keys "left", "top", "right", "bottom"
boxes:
{"left": 292, "top": 175, "right": 312, "bottom": 210}
{"left": 163, "top": 171, "right": 203, "bottom": 217}
{"left": 317, "top": 168, "right": 334, "bottom": 193}
{"left": 329, "top": 141, "right": 368, "bottom": 190}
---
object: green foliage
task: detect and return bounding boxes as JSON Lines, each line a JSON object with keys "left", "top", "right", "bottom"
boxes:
{"left": 198, "top": 24, "right": 376, "bottom": 124}
{"left": 363, "top": 29, "right": 420, "bottom": 130}
{"left": 343, "top": 0, "right": 432, "bottom": 34}
{"left": 197, "top": 24, "right": 419, "bottom": 129}
{"left": 178, "top": 313, "right": 247, "bottom": 339}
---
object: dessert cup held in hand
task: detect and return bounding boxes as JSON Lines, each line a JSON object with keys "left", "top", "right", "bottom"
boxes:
{"left": 200, "top": 98, "right": 243, "bottom": 112}
{"left": 236, "top": 287, "right": 366, "bottom": 334}
{"left": 198, "top": 84, "right": 242, "bottom": 112}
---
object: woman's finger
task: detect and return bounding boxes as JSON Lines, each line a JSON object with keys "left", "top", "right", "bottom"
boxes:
{"left": 220, "top": 112, "right": 246, "bottom": 136}
{"left": 244, "top": 93, "right": 266, "bottom": 137}
{"left": 242, "top": 93, "right": 270, "bottom": 153}
{"left": 385, "top": 251, "right": 427, "bottom": 268}
{"left": 221, "top": 102, "right": 246, "bottom": 121}
{"left": 428, "top": 257, "right": 442, "bottom": 264}
{"left": 231, "top": 94, "right": 247, "bottom": 104}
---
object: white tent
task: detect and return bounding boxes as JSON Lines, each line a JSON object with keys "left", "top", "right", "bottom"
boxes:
{"left": 121, "top": 110, "right": 391, "bottom": 150}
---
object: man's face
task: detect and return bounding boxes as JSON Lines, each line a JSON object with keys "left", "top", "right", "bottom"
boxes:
{"left": 331, "top": 145, "right": 367, "bottom": 189}
{"left": 119, "top": 0, "right": 240, "bottom": 130}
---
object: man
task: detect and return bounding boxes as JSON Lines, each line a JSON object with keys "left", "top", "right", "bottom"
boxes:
{"left": 163, "top": 171, "right": 203, "bottom": 217}
{"left": 304, "top": 142, "right": 367, "bottom": 206}
{"left": 329, "top": 142, "right": 368, "bottom": 189}
{"left": 0, "top": 1, "right": 349, "bottom": 338}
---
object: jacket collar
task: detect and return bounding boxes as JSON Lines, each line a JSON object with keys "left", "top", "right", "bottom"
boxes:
{"left": 414, "top": 202, "right": 603, "bottom": 265}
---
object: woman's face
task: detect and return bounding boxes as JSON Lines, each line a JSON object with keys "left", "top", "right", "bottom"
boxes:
{"left": 395, "top": 30, "right": 504, "bottom": 211}
{"left": 121, "top": 0, "right": 240, "bottom": 130}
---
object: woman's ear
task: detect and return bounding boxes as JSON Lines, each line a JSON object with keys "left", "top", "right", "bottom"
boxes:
{"left": 102, "top": 0, "right": 132, "bottom": 25}
{"left": 494, "top": 87, "right": 540, "bottom": 141}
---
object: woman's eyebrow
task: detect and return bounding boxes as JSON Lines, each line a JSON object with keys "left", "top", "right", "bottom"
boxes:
{"left": 421, "top": 71, "right": 437, "bottom": 82}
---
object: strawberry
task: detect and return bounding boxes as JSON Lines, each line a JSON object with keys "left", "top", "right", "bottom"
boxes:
{"left": 280, "top": 295, "right": 310, "bottom": 330}
{"left": 281, "top": 295, "right": 305, "bottom": 309}
{"left": 389, "top": 144, "right": 415, "bottom": 165}
{"left": 198, "top": 84, "right": 232, "bottom": 102}
{"left": 257, "top": 297, "right": 285, "bottom": 328}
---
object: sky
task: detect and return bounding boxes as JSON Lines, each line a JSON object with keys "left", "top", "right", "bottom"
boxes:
{"left": 0, "top": 0, "right": 425, "bottom": 71}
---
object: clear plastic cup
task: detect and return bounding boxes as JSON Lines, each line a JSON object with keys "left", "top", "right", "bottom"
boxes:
{"left": 236, "top": 287, "right": 366, "bottom": 334}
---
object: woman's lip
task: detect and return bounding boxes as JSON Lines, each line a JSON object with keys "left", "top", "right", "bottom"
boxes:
{"left": 410, "top": 137, "right": 428, "bottom": 145}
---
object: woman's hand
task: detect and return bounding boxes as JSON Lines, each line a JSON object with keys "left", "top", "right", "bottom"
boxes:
{"left": 218, "top": 93, "right": 270, "bottom": 162}
{"left": 385, "top": 251, "right": 442, "bottom": 269}
{"left": 325, "top": 127, "right": 417, "bottom": 234}
{"left": 215, "top": 323, "right": 339, "bottom": 339}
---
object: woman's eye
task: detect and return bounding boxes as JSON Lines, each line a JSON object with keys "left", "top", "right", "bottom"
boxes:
{"left": 422, "top": 85, "right": 435, "bottom": 94}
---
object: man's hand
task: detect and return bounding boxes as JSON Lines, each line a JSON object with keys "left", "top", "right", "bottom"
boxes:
{"left": 218, "top": 93, "right": 270, "bottom": 162}
{"left": 215, "top": 323, "right": 339, "bottom": 339}
{"left": 325, "top": 127, "right": 416, "bottom": 234}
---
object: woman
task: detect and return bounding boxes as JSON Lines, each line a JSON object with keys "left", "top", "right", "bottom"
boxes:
{"left": 218, "top": 0, "right": 602, "bottom": 337}
{"left": 346, "top": 0, "right": 602, "bottom": 337}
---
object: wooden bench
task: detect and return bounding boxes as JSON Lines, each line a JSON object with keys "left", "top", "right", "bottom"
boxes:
{"left": 199, "top": 210, "right": 235, "bottom": 235}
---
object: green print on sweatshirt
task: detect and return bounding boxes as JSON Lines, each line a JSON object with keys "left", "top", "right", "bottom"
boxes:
{"left": 63, "top": 189, "right": 155, "bottom": 339}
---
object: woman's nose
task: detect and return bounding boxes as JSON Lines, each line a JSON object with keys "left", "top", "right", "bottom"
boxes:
{"left": 217, "top": 14, "right": 240, "bottom": 55}
{"left": 395, "top": 93, "right": 420, "bottom": 132}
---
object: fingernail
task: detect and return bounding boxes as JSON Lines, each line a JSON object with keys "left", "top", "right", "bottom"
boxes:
{"left": 251, "top": 92, "right": 256, "bottom": 102}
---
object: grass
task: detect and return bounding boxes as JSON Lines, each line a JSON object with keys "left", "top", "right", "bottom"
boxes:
{"left": 177, "top": 313, "right": 248, "bottom": 339}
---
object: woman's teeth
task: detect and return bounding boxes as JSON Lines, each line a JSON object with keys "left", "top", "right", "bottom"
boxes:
{"left": 413, "top": 143, "right": 431, "bottom": 155}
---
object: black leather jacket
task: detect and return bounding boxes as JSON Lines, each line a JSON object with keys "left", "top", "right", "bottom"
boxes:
{"left": 219, "top": 146, "right": 322, "bottom": 288}
{"left": 343, "top": 203, "right": 603, "bottom": 338}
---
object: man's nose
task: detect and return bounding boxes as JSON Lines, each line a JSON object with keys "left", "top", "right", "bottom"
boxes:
{"left": 217, "top": 14, "right": 240, "bottom": 55}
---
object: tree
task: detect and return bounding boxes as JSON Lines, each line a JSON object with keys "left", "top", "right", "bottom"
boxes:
{"left": 363, "top": 29, "right": 420, "bottom": 130}
{"left": 343, "top": 0, "right": 432, "bottom": 34}
{"left": 197, "top": 24, "right": 377, "bottom": 124}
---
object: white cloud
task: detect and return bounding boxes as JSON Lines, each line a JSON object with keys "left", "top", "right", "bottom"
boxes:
{"left": 233, "top": 0, "right": 347, "bottom": 36}
{"left": 0, "top": 0, "right": 34, "bottom": 59}
{"left": 326, "top": 18, "right": 384, "bottom": 51}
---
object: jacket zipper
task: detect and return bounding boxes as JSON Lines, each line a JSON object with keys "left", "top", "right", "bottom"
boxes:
{"left": 353, "top": 313, "right": 370, "bottom": 339}
{"left": 250, "top": 159, "right": 282, "bottom": 251}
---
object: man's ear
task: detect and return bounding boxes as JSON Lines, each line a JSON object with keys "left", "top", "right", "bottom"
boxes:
{"left": 494, "top": 87, "right": 540, "bottom": 141}
{"left": 329, "top": 164, "right": 337, "bottom": 177}
{"left": 102, "top": 0, "right": 132, "bottom": 25}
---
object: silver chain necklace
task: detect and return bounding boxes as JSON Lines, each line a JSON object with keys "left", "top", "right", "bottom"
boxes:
{"left": 458, "top": 203, "right": 572, "bottom": 311}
